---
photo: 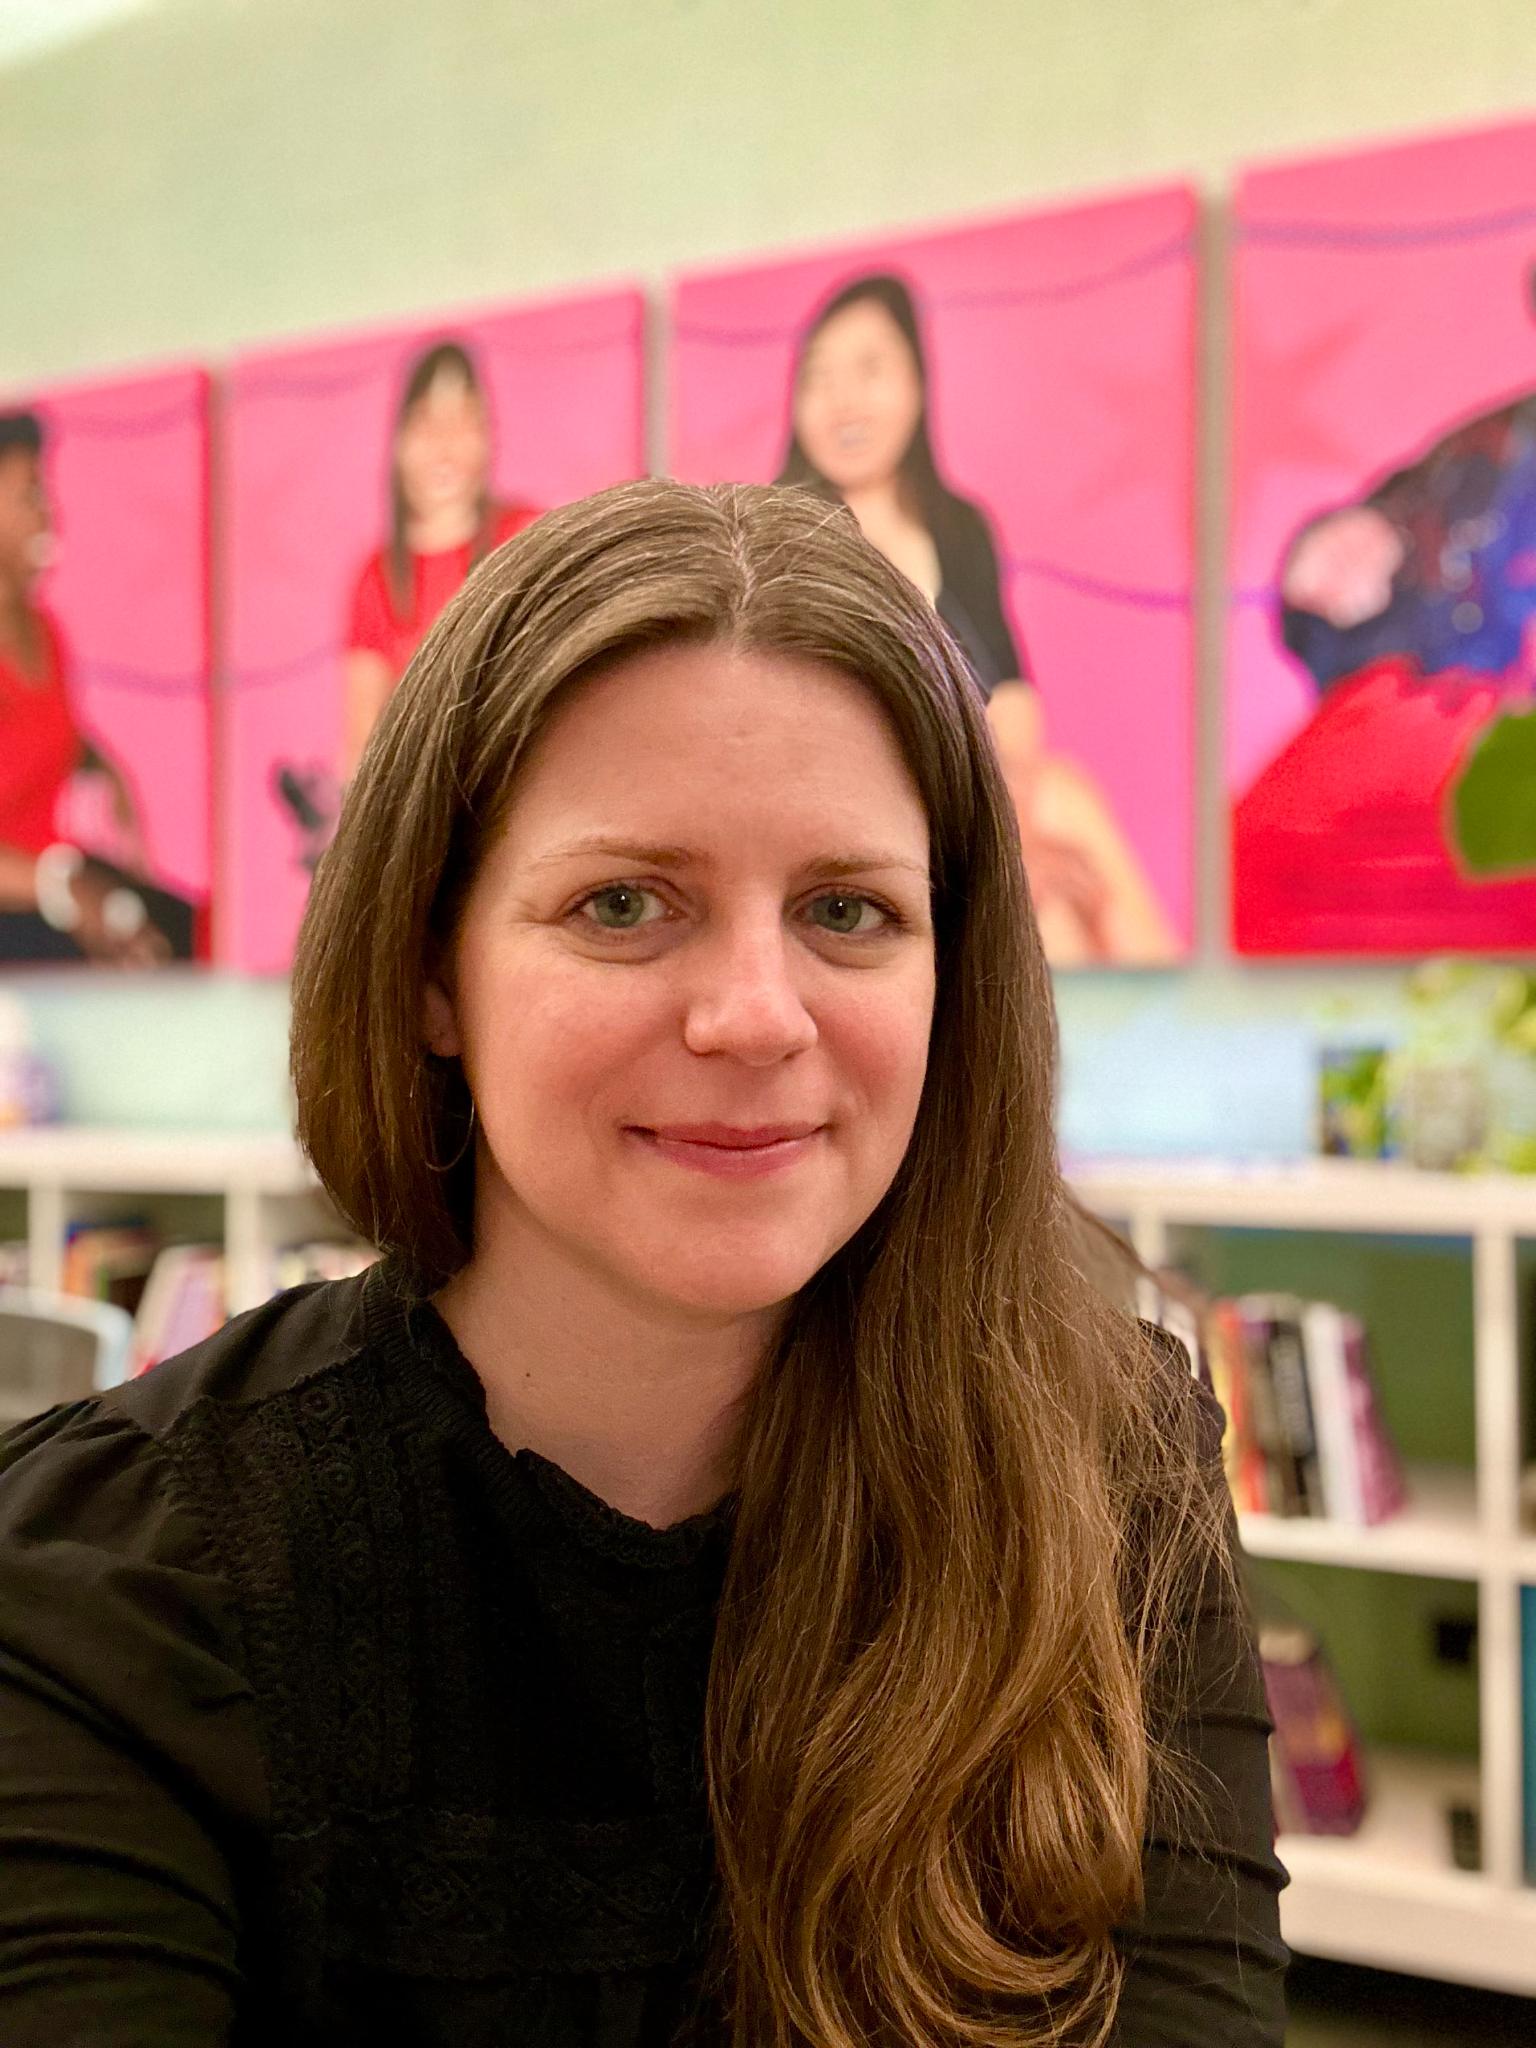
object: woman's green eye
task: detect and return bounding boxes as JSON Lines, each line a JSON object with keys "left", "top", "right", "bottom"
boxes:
{"left": 574, "top": 887, "right": 899, "bottom": 938}
{"left": 812, "top": 893, "right": 875, "bottom": 935}
{"left": 585, "top": 886, "right": 651, "bottom": 929}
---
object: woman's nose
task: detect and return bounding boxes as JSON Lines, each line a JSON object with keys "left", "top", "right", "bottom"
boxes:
{"left": 680, "top": 925, "right": 818, "bottom": 1063}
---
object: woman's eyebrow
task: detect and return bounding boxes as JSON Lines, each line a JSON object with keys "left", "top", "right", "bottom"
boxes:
{"left": 526, "top": 836, "right": 930, "bottom": 881}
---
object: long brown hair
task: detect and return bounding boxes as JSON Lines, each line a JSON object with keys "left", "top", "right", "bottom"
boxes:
{"left": 292, "top": 479, "right": 1234, "bottom": 2047}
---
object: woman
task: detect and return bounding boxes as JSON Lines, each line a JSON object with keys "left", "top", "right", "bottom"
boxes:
{"left": 778, "top": 275, "right": 1178, "bottom": 965}
{"left": 341, "top": 337, "right": 540, "bottom": 773}
{"left": 0, "top": 409, "right": 187, "bottom": 966}
{"left": 0, "top": 482, "right": 1285, "bottom": 2045}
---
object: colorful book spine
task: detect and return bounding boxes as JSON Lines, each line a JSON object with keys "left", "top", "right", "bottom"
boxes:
{"left": 1205, "top": 1299, "right": 1269, "bottom": 1515}
{"left": 1235, "top": 1304, "right": 1289, "bottom": 1516}
{"left": 1260, "top": 1618, "right": 1368, "bottom": 1836}
{"left": 1339, "top": 1313, "right": 1407, "bottom": 1524}
{"left": 1265, "top": 1304, "right": 1325, "bottom": 1518}
{"left": 1300, "top": 1300, "right": 1364, "bottom": 1524}
{"left": 131, "top": 1244, "right": 227, "bottom": 1375}
{"left": 1238, "top": 1297, "right": 1320, "bottom": 1517}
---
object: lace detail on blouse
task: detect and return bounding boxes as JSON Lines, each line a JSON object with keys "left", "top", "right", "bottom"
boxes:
{"left": 162, "top": 1269, "right": 727, "bottom": 2004}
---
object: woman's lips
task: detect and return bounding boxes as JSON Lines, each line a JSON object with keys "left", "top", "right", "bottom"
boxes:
{"left": 627, "top": 1128, "right": 822, "bottom": 1181}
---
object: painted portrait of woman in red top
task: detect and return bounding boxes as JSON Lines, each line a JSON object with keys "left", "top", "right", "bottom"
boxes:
{"left": 340, "top": 341, "right": 539, "bottom": 774}
{"left": 0, "top": 411, "right": 195, "bottom": 966}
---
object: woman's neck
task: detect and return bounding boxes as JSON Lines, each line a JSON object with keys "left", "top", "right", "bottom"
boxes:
{"left": 0, "top": 582, "right": 38, "bottom": 673}
{"left": 406, "top": 502, "right": 483, "bottom": 555}
{"left": 838, "top": 478, "right": 906, "bottom": 531}
{"left": 432, "top": 1217, "right": 773, "bottom": 1530}
{"left": 839, "top": 481, "right": 941, "bottom": 606}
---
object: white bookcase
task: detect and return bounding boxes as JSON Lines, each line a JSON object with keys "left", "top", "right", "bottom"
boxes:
{"left": 0, "top": 1125, "right": 343, "bottom": 1317}
{"left": 1, "top": 1132, "right": 1532, "bottom": 1995}
{"left": 1071, "top": 1157, "right": 1536, "bottom": 1998}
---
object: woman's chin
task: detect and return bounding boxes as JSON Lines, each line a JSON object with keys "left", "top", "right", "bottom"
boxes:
{"left": 628, "top": 1246, "right": 817, "bottom": 1322}
{"left": 803, "top": 453, "right": 894, "bottom": 498}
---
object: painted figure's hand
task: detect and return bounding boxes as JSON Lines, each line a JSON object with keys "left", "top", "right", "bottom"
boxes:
{"left": 1283, "top": 508, "right": 1405, "bottom": 629}
{"left": 69, "top": 870, "right": 172, "bottom": 969}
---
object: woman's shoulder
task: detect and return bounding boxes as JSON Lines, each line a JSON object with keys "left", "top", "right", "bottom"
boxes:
{"left": 490, "top": 500, "right": 542, "bottom": 547}
{"left": 1135, "top": 1316, "right": 1226, "bottom": 1468}
{"left": 107, "top": 1265, "right": 378, "bottom": 1443}
{"left": 0, "top": 1269, "right": 378, "bottom": 1548}
{"left": 345, "top": 544, "right": 397, "bottom": 652}
{"left": 934, "top": 488, "right": 1000, "bottom": 551}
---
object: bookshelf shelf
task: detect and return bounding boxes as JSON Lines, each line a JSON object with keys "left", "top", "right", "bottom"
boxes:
{"left": 0, "top": 1126, "right": 314, "bottom": 1197}
{"left": 1239, "top": 1462, "right": 1481, "bottom": 1578}
{"left": 1069, "top": 1157, "right": 1536, "bottom": 1998}
{"left": 1277, "top": 1751, "right": 1536, "bottom": 1995}
{"left": 1069, "top": 1154, "right": 1536, "bottom": 1238}
{"left": 0, "top": 1125, "right": 338, "bottom": 1314}
{"left": 1281, "top": 1747, "right": 1478, "bottom": 1887}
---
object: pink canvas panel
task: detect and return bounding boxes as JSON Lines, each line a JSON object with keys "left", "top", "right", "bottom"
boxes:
{"left": 0, "top": 367, "right": 212, "bottom": 964}
{"left": 224, "top": 287, "right": 645, "bottom": 972}
{"left": 671, "top": 187, "right": 1197, "bottom": 966}
{"left": 1231, "top": 116, "right": 1536, "bottom": 955}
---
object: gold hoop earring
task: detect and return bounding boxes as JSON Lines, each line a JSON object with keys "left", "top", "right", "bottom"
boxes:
{"left": 425, "top": 1098, "right": 477, "bottom": 1175}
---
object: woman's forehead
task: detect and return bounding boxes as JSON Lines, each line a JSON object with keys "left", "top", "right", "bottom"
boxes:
{"left": 457, "top": 629, "right": 946, "bottom": 908}
{"left": 804, "top": 298, "right": 907, "bottom": 363}
{"left": 513, "top": 648, "right": 922, "bottom": 803}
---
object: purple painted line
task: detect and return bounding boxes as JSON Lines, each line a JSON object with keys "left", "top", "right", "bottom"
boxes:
{"left": 237, "top": 326, "right": 636, "bottom": 404}
{"left": 1006, "top": 556, "right": 1191, "bottom": 613}
{"left": 1241, "top": 201, "right": 1536, "bottom": 252}
{"left": 939, "top": 231, "right": 1193, "bottom": 309}
{"left": 76, "top": 658, "right": 207, "bottom": 698}
{"left": 675, "top": 232, "right": 1193, "bottom": 347}
{"left": 44, "top": 396, "right": 201, "bottom": 439}
{"left": 227, "top": 645, "right": 334, "bottom": 692}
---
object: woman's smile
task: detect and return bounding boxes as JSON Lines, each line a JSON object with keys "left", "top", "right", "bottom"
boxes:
{"left": 626, "top": 1126, "right": 826, "bottom": 1180}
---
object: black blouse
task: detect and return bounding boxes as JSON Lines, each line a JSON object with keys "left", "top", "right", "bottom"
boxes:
{"left": 0, "top": 1261, "right": 1288, "bottom": 2046}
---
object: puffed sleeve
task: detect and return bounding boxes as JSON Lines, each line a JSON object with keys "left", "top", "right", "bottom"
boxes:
{"left": 0, "top": 1399, "right": 269, "bottom": 2045}
{"left": 1111, "top": 1377, "right": 1289, "bottom": 2046}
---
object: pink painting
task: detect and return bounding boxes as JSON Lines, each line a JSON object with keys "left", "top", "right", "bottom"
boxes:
{"left": 1231, "top": 117, "right": 1536, "bottom": 956}
{"left": 224, "top": 287, "right": 645, "bottom": 972}
{"left": 0, "top": 369, "right": 211, "bottom": 965}
{"left": 671, "top": 186, "right": 1197, "bottom": 966}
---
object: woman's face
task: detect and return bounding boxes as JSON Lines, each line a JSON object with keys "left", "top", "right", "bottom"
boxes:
{"left": 394, "top": 369, "right": 491, "bottom": 525}
{"left": 424, "top": 641, "right": 937, "bottom": 1323}
{"left": 792, "top": 298, "right": 926, "bottom": 496}
{"left": 0, "top": 451, "right": 50, "bottom": 593}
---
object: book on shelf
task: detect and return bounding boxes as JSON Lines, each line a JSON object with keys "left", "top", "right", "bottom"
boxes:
{"left": 132, "top": 1245, "right": 225, "bottom": 1375}
{"left": 1259, "top": 1616, "right": 1369, "bottom": 1837}
{"left": 57, "top": 1228, "right": 229, "bottom": 1378}
{"left": 1234, "top": 1292, "right": 1406, "bottom": 1527}
{"left": 1203, "top": 1300, "right": 1272, "bottom": 1516}
{"left": 1238, "top": 1296, "right": 1324, "bottom": 1518}
{"left": 1144, "top": 1271, "right": 1407, "bottom": 1528}
{"left": 62, "top": 1221, "right": 159, "bottom": 1316}
{"left": 271, "top": 1239, "right": 378, "bottom": 1293}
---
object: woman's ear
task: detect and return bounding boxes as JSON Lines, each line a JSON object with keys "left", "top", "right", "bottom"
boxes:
{"left": 421, "top": 977, "right": 461, "bottom": 1059}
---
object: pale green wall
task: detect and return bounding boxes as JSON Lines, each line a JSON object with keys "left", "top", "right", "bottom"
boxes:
{"left": 3, "top": 0, "right": 1536, "bottom": 1140}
